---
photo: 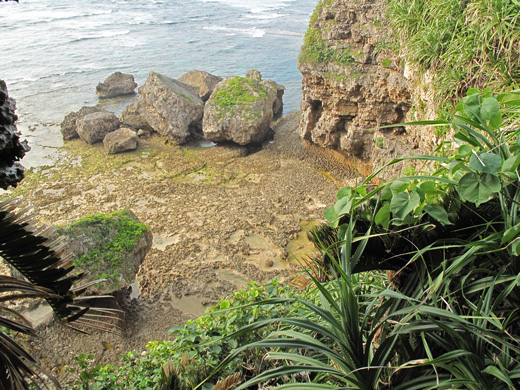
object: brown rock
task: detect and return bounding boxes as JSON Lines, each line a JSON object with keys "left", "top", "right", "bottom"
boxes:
{"left": 61, "top": 106, "right": 107, "bottom": 141}
{"left": 178, "top": 70, "right": 223, "bottom": 102}
{"left": 103, "top": 127, "right": 138, "bottom": 154}
{"left": 77, "top": 111, "right": 120, "bottom": 145}
{"left": 96, "top": 72, "right": 137, "bottom": 98}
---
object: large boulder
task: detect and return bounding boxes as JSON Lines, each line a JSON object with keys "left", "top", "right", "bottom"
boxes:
{"left": 96, "top": 72, "right": 137, "bottom": 98}
{"left": 203, "top": 76, "right": 277, "bottom": 145}
{"left": 136, "top": 71, "right": 204, "bottom": 144}
{"left": 119, "top": 100, "right": 154, "bottom": 132}
{"left": 245, "top": 70, "right": 285, "bottom": 118}
{"left": 103, "top": 127, "right": 138, "bottom": 155}
{"left": 58, "top": 209, "right": 153, "bottom": 295}
{"left": 178, "top": 70, "right": 223, "bottom": 102}
{"left": 0, "top": 80, "right": 28, "bottom": 189}
{"left": 76, "top": 111, "right": 120, "bottom": 145}
{"left": 61, "top": 106, "right": 107, "bottom": 141}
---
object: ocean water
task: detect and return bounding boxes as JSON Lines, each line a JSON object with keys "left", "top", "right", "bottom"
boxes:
{"left": 0, "top": 0, "right": 316, "bottom": 168}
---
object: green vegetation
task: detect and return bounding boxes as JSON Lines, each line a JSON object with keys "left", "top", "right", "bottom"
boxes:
{"left": 58, "top": 209, "right": 149, "bottom": 288}
{"left": 375, "top": 136, "right": 384, "bottom": 148}
{"left": 299, "top": 27, "right": 355, "bottom": 66}
{"left": 387, "top": 0, "right": 520, "bottom": 108}
{"left": 211, "top": 77, "right": 268, "bottom": 120}
{"left": 66, "top": 279, "right": 317, "bottom": 389}
{"left": 220, "top": 89, "right": 520, "bottom": 388}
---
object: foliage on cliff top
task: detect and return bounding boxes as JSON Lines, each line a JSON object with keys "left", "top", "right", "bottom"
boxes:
{"left": 299, "top": 1, "right": 356, "bottom": 67}
{"left": 57, "top": 209, "right": 149, "bottom": 289}
{"left": 210, "top": 76, "right": 270, "bottom": 120}
{"left": 387, "top": 0, "right": 520, "bottom": 107}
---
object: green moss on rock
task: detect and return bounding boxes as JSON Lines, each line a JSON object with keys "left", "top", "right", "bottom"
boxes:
{"left": 211, "top": 77, "right": 269, "bottom": 120}
{"left": 58, "top": 209, "right": 150, "bottom": 291}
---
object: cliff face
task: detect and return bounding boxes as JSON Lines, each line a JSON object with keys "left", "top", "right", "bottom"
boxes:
{"left": 298, "top": 0, "right": 426, "bottom": 177}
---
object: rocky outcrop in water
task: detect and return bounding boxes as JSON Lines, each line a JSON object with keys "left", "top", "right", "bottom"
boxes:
{"left": 96, "top": 72, "right": 138, "bottom": 98}
{"left": 178, "top": 70, "right": 223, "bottom": 102}
{"left": 136, "top": 71, "right": 204, "bottom": 144}
{"left": 0, "top": 80, "right": 28, "bottom": 189}
{"left": 298, "top": 0, "right": 415, "bottom": 176}
{"left": 77, "top": 111, "right": 120, "bottom": 145}
{"left": 103, "top": 127, "right": 138, "bottom": 155}
{"left": 203, "top": 76, "right": 277, "bottom": 145}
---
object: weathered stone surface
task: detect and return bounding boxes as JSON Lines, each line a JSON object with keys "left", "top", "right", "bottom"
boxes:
{"left": 103, "top": 127, "right": 138, "bottom": 155}
{"left": 136, "top": 71, "right": 204, "bottom": 144}
{"left": 61, "top": 106, "right": 107, "bottom": 141}
{"left": 96, "top": 72, "right": 137, "bottom": 98}
{"left": 59, "top": 209, "right": 152, "bottom": 295}
{"left": 119, "top": 100, "right": 154, "bottom": 132}
{"left": 0, "top": 80, "right": 29, "bottom": 189}
{"left": 203, "top": 76, "right": 277, "bottom": 145}
{"left": 76, "top": 111, "right": 120, "bottom": 145}
{"left": 298, "top": 0, "right": 416, "bottom": 177}
{"left": 245, "top": 70, "right": 285, "bottom": 119}
{"left": 178, "top": 70, "right": 223, "bottom": 102}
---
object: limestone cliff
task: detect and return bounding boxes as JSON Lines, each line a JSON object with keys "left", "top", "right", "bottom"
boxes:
{"left": 298, "top": 0, "right": 428, "bottom": 178}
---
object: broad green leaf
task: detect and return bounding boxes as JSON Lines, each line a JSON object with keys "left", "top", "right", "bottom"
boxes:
{"left": 469, "top": 152, "right": 502, "bottom": 174}
{"left": 337, "top": 186, "right": 352, "bottom": 200}
{"left": 455, "top": 144, "right": 473, "bottom": 158}
{"left": 489, "top": 110, "right": 502, "bottom": 131}
{"left": 419, "top": 181, "right": 437, "bottom": 194}
{"left": 381, "top": 184, "right": 393, "bottom": 201}
{"left": 502, "top": 155, "right": 520, "bottom": 172}
{"left": 324, "top": 207, "right": 337, "bottom": 225}
{"left": 375, "top": 203, "right": 391, "bottom": 229}
{"left": 512, "top": 239, "right": 520, "bottom": 256}
{"left": 466, "top": 88, "right": 481, "bottom": 96}
{"left": 480, "top": 97, "right": 499, "bottom": 122}
{"left": 390, "top": 180, "right": 408, "bottom": 195}
{"left": 391, "top": 191, "right": 420, "bottom": 220}
{"left": 334, "top": 196, "right": 352, "bottom": 215}
{"left": 457, "top": 172, "right": 501, "bottom": 206}
{"left": 502, "top": 223, "right": 520, "bottom": 244}
{"left": 449, "top": 160, "right": 465, "bottom": 174}
{"left": 483, "top": 366, "right": 516, "bottom": 388}
{"left": 424, "top": 204, "right": 452, "bottom": 225}
{"left": 463, "top": 94, "right": 481, "bottom": 121}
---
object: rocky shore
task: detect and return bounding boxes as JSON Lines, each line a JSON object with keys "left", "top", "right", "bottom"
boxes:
{"left": 4, "top": 110, "right": 356, "bottom": 382}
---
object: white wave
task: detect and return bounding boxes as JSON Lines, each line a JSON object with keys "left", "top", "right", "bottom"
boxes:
{"left": 199, "top": 0, "right": 295, "bottom": 13}
{"left": 203, "top": 25, "right": 265, "bottom": 38}
{"left": 70, "top": 29, "right": 131, "bottom": 42}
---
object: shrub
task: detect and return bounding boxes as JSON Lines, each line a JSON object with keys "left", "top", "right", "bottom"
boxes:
{"left": 227, "top": 89, "right": 520, "bottom": 389}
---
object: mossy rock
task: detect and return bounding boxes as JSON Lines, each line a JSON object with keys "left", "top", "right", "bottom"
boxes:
{"left": 58, "top": 209, "right": 152, "bottom": 294}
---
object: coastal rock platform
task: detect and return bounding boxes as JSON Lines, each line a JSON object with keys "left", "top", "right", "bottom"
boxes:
{"left": 4, "top": 111, "right": 356, "bottom": 382}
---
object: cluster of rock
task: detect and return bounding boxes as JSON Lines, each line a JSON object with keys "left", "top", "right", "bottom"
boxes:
{"left": 0, "top": 80, "right": 29, "bottom": 189}
{"left": 61, "top": 69, "right": 285, "bottom": 154}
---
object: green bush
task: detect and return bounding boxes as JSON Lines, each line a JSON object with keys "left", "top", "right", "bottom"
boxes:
{"left": 229, "top": 89, "right": 520, "bottom": 389}
{"left": 66, "top": 278, "right": 317, "bottom": 390}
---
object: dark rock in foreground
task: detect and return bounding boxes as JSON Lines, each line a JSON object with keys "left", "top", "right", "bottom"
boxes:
{"left": 0, "top": 80, "right": 29, "bottom": 189}
{"left": 96, "top": 72, "right": 138, "bottom": 99}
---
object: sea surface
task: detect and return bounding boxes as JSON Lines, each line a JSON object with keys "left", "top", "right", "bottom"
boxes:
{"left": 0, "top": 0, "right": 316, "bottom": 168}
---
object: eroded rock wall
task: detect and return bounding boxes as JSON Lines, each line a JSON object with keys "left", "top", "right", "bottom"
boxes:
{"left": 299, "top": 0, "right": 430, "bottom": 178}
